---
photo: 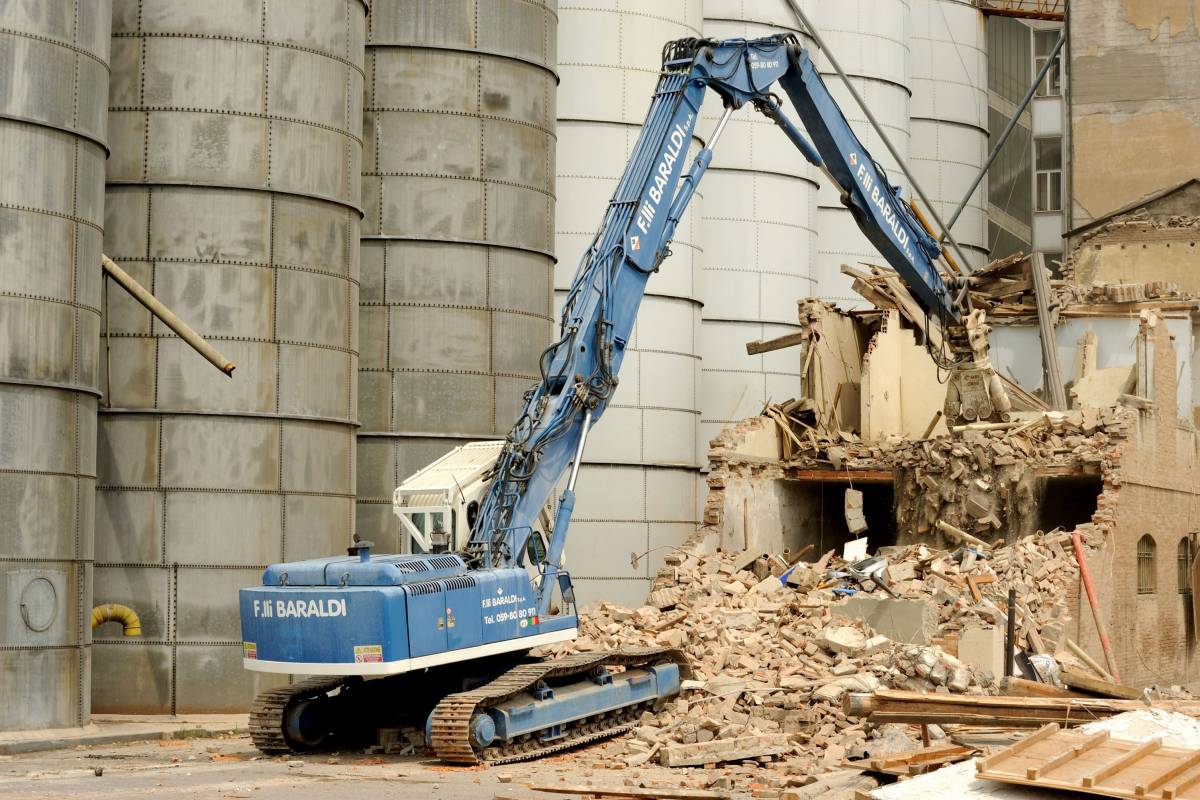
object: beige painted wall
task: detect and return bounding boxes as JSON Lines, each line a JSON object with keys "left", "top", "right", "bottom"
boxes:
{"left": 1070, "top": 0, "right": 1200, "bottom": 225}
{"left": 861, "top": 311, "right": 948, "bottom": 441}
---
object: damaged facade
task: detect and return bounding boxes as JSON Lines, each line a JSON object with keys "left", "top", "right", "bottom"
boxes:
{"left": 1069, "top": 0, "right": 1200, "bottom": 226}
{"left": 681, "top": 249, "right": 1200, "bottom": 688}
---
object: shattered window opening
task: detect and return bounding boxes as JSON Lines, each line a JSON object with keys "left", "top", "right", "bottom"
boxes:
{"left": 1138, "top": 534, "right": 1156, "bottom": 594}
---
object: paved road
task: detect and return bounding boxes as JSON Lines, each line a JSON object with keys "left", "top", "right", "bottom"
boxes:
{"left": 0, "top": 734, "right": 755, "bottom": 800}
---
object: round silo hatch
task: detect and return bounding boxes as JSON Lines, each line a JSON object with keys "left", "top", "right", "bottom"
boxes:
{"left": 19, "top": 577, "right": 57, "bottom": 632}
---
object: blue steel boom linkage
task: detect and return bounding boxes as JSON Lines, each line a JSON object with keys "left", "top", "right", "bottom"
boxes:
{"left": 469, "top": 35, "right": 1008, "bottom": 608}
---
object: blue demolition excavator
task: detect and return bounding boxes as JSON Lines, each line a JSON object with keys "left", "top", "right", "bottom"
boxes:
{"left": 238, "top": 34, "right": 1010, "bottom": 764}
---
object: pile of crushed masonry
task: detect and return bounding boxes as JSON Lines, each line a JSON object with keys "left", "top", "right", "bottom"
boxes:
{"left": 539, "top": 529, "right": 1090, "bottom": 775}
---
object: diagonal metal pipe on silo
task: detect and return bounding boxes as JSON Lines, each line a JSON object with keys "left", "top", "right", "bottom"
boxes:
{"left": 93, "top": 0, "right": 367, "bottom": 715}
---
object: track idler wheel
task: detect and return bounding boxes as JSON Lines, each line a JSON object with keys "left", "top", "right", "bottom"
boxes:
{"left": 282, "top": 695, "right": 334, "bottom": 751}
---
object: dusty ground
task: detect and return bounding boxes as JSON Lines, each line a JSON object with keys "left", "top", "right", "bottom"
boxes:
{"left": 0, "top": 733, "right": 767, "bottom": 800}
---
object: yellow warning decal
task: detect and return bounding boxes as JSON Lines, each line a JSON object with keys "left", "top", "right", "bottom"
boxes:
{"left": 243, "top": 642, "right": 257, "bottom": 659}
{"left": 354, "top": 644, "right": 383, "bottom": 663}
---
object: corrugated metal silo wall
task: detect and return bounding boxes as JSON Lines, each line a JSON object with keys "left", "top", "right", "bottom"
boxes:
{"left": 0, "top": 0, "right": 109, "bottom": 731}
{"left": 813, "top": 0, "right": 913, "bottom": 305}
{"left": 699, "top": 1, "right": 817, "bottom": 447}
{"left": 355, "top": 0, "right": 557, "bottom": 551}
{"left": 910, "top": 0, "right": 989, "bottom": 269}
{"left": 93, "top": 0, "right": 366, "bottom": 714}
{"left": 558, "top": 0, "right": 704, "bottom": 608}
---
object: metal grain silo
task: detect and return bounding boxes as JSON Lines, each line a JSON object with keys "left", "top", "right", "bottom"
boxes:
{"left": 355, "top": 0, "right": 557, "bottom": 551}
{"left": 699, "top": 1, "right": 817, "bottom": 446}
{"left": 93, "top": 0, "right": 365, "bottom": 714}
{"left": 0, "top": 0, "right": 109, "bottom": 731}
{"left": 558, "top": 0, "right": 704, "bottom": 607}
{"left": 812, "top": 0, "right": 913, "bottom": 305}
{"left": 910, "top": 0, "right": 989, "bottom": 268}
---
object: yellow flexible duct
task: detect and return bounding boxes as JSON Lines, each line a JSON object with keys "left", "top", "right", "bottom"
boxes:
{"left": 91, "top": 603, "right": 142, "bottom": 636}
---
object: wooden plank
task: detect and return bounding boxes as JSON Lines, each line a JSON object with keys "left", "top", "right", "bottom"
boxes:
{"left": 1138, "top": 748, "right": 1200, "bottom": 796}
{"left": 977, "top": 724, "right": 1060, "bottom": 771}
{"left": 935, "top": 519, "right": 993, "bottom": 551}
{"left": 1000, "top": 676, "right": 1082, "bottom": 699}
{"left": 863, "top": 744, "right": 974, "bottom": 773}
{"left": 1027, "top": 730, "right": 1109, "bottom": 779}
{"left": 999, "top": 373, "right": 1051, "bottom": 412}
{"left": 1165, "top": 766, "right": 1200, "bottom": 799}
{"left": 850, "top": 277, "right": 899, "bottom": 310}
{"left": 1081, "top": 738, "right": 1161, "bottom": 788}
{"left": 1066, "top": 639, "right": 1118, "bottom": 684}
{"left": 746, "top": 330, "right": 807, "bottom": 356}
{"left": 1060, "top": 667, "right": 1143, "bottom": 700}
{"left": 843, "top": 689, "right": 1200, "bottom": 728}
{"left": 1030, "top": 253, "right": 1067, "bottom": 410}
{"left": 529, "top": 786, "right": 729, "bottom": 800}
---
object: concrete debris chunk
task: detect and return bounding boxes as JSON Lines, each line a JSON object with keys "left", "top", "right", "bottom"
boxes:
{"left": 660, "top": 733, "right": 792, "bottom": 767}
{"left": 818, "top": 626, "right": 867, "bottom": 655}
{"left": 844, "top": 488, "right": 868, "bottom": 534}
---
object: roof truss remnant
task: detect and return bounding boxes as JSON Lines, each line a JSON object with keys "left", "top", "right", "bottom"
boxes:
{"left": 976, "top": 0, "right": 1065, "bottom": 21}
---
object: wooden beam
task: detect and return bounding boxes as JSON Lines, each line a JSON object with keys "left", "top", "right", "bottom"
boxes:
{"left": 843, "top": 689, "right": 1200, "bottom": 728}
{"left": 746, "top": 330, "right": 807, "bottom": 356}
{"left": 1030, "top": 463, "right": 1100, "bottom": 478}
{"left": 785, "top": 469, "right": 895, "bottom": 484}
{"left": 1030, "top": 253, "right": 1067, "bottom": 410}
{"left": 1000, "top": 676, "right": 1080, "bottom": 699}
{"left": 1060, "top": 667, "right": 1142, "bottom": 700}
{"left": 850, "top": 277, "right": 899, "bottom": 310}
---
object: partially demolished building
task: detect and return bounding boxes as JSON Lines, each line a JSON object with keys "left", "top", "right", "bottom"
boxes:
{"left": 673, "top": 197, "right": 1200, "bottom": 689}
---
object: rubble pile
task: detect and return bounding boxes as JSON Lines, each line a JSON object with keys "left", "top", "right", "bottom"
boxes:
{"left": 544, "top": 532, "right": 1090, "bottom": 771}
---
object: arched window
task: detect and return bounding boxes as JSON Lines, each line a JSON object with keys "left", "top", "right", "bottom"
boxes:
{"left": 1179, "top": 538, "right": 1193, "bottom": 595}
{"left": 1137, "top": 535, "right": 1156, "bottom": 594}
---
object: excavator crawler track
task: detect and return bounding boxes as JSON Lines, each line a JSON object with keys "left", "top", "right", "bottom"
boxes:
{"left": 430, "top": 646, "right": 690, "bottom": 765}
{"left": 249, "top": 676, "right": 346, "bottom": 754}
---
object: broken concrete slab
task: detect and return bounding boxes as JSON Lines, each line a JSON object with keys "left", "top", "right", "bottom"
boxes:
{"left": 832, "top": 596, "right": 938, "bottom": 645}
{"left": 659, "top": 733, "right": 792, "bottom": 767}
{"left": 958, "top": 625, "right": 1006, "bottom": 678}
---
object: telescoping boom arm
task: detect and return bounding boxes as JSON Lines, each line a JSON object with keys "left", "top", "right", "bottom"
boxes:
{"left": 467, "top": 35, "right": 1008, "bottom": 608}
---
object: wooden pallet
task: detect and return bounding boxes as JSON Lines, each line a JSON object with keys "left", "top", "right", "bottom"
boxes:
{"left": 976, "top": 723, "right": 1200, "bottom": 799}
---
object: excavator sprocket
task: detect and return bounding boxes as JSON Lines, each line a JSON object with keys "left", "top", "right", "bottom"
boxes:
{"left": 429, "top": 646, "right": 691, "bottom": 765}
